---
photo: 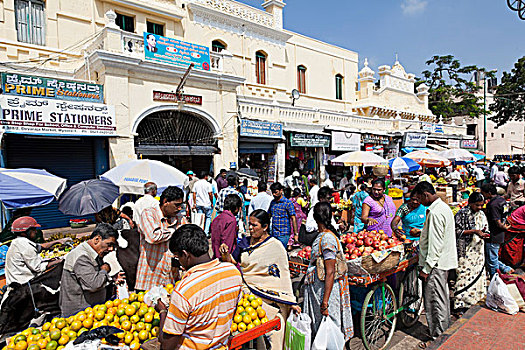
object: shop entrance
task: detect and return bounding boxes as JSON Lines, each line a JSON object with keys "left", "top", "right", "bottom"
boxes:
{"left": 134, "top": 108, "right": 219, "bottom": 175}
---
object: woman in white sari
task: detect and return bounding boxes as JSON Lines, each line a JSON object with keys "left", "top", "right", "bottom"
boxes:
{"left": 220, "top": 209, "right": 300, "bottom": 349}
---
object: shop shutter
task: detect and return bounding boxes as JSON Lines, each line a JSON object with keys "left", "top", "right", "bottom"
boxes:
{"left": 5, "top": 135, "right": 97, "bottom": 229}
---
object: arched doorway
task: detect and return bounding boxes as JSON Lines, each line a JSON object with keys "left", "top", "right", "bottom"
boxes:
{"left": 134, "top": 108, "right": 219, "bottom": 175}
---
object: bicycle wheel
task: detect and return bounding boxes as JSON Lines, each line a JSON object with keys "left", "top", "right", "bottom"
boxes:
{"left": 360, "top": 283, "right": 397, "bottom": 350}
{"left": 398, "top": 267, "right": 423, "bottom": 328}
{"left": 507, "top": 0, "right": 523, "bottom": 12}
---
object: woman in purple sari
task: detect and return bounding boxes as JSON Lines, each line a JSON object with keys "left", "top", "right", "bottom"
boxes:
{"left": 361, "top": 179, "right": 396, "bottom": 237}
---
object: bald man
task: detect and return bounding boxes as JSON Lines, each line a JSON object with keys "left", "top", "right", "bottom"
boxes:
{"left": 135, "top": 182, "right": 160, "bottom": 226}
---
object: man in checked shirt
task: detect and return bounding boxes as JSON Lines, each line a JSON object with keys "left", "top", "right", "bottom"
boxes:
{"left": 135, "top": 186, "right": 188, "bottom": 291}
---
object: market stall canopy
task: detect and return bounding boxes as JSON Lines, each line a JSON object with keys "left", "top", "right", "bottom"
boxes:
{"left": 100, "top": 159, "right": 187, "bottom": 195}
{"left": 438, "top": 148, "right": 477, "bottom": 163}
{"left": 404, "top": 150, "right": 452, "bottom": 167}
{"left": 0, "top": 168, "right": 67, "bottom": 209}
{"left": 388, "top": 157, "right": 421, "bottom": 174}
{"left": 58, "top": 179, "right": 119, "bottom": 216}
{"left": 330, "top": 151, "right": 388, "bottom": 166}
{"left": 471, "top": 153, "right": 486, "bottom": 161}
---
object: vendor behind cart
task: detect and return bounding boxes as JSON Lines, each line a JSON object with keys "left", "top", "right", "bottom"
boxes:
{"left": 391, "top": 192, "right": 426, "bottom": 240}
{"left": 5, "top": 216, "right": 69, "bottom": 286}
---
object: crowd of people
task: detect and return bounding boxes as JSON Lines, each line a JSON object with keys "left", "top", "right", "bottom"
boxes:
{"left": 2, "top": 161, "right": 525, "bottom": 349}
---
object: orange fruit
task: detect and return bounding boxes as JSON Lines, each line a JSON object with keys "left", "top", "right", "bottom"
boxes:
{"left": 121, "top": 320, "right": 132, "bottom": 331}
{"left": 104, "top": 314, "right": 114, "bottom": 323}
{"left": 130, "top": 315, "right": 140, "bottom": 324}
{"left": 138, "top": 331, "right": 149, "bottom": 342}
{"left": 143, "top": 313, "right": 153, "bottom": 323}
{"left": 236, "top": 306, "right": 244, "bottom": 314}
{"left": 70, "top": 321, "right": 81, "bottom": 332}
{"left": 94, "top": 311, "right": 105, "bottom": 321}
{"left": 45, "top": 341, "right": 57, "bottom": 350}
{"left": 14, "top": 336, "right": 27, "bottom": 344}
{"left": 76, "top": 314, "right": 86, "bottom": 322}
{"left": 237, "top": 322, "right": 246, "bottom": 333}
{"left": 15, "top": 341, "right": 27, "bottom": 350}
{"left": 37, "top": 339, "right": 48, "bottom": 349}
{"left": 82, "top": 318, "right": 93, "bottom": 329}
{"left": 49, "top": 331, "right": 61, "bottom": 342}
{"left": 137, "top": 306, "right": 148, "bottom": 318}
{"left": 242, "top": 315, "right": 251, "bottom": 325}
{"left": 247, "top": 323, "right": 255, "bottom": 330}
{"left": 105, "top": 300, "right": 114, "bottom": 309}
{"left": 54, "top": 320, "right": 66, "bottom": 330}
{"left": 230, "top": 323, "right": 237, "bottom": 332}
{"left": 129, "top": 342, "right": 140, "bottom": 350}
{"left": 123, "top": 333, "right": 133, "bottom": 345}
{"left": 261, "top": 317, "right": 269, "bottom": 323}
{"left": 233, "top": 314, "right": 242, "bottom": 324}
{"left": 249, "top": 311, "right": 258, "bottom": 321}
{"left": 57, "top": 335, "right": 69, "bottom": 346}
{"left": 253, "top": 318, "right": 261, "bottom": 327}
{"left": 257, "top": 308, "right": 266, "bottom": 319}
{"left": 27, "top": 345, "right": 39, "bottom": 350}
{"left": 242, "top": 300, "right": 250, "bottom": 308}
{"left": 250, "top": 300, "right": 259, "bottom": 309}
{"left": 42, "top": 323, "right": 51, "bottom": 332}
{"left": 245, "top": 306, "right": 254, "bottom": 314}
{"left": 136, "top": 322, "right": 145, "bottom": 332}
{"left": 125, "top": 306, "right": 136, "bottom": 317}
{"left": 66, "top": 331, "right": 76, "bottom": 341}
{"left": 151, "top": 327, "right": 159, "bottom": 338}
{"left": 129, "top": 293, "right": 137, "bottom": 302}
{"left": 119, "top": 315, "right": 129, "bottom": 323}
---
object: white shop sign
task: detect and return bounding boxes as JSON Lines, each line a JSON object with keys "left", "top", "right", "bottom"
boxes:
{"left": 331, "top": 131, "right": 361, "bottom": 151}
{"left": 0, "top": 96, "right": 116, "bottom": 136}
{"left": 448, "top": 139, "right": 460, "bottom": 148}
{"left": 403, "top": 132, "right": 428, "bottom": 148}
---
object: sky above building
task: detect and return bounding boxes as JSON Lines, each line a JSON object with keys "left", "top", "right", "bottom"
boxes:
{"left": 242, "top": 0, "right": 524, "bottom": 80}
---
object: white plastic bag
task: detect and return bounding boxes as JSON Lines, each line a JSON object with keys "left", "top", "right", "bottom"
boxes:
{"left": 144, "top": 286, "right": 170, "bottom": 307}
{"left": 284, "top": 312, "right": 312, "bottom": 350}
{"left": 191, "top": 211, "right": 206, "bottom": 229}
{"left": 311, "top": 316, "right": 345, "bottom": 350}
{"left": 486, "top": 272, "right": 519, "bottom": 315}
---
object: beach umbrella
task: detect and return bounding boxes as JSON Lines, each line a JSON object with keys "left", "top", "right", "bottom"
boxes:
{"left": 330, "top": 151, "right": 388, "bottom": 166}
{"left": 388, "top": 157, "right": 421, "bottom": 174}
{"left": 404, "top": 150, "right": 451, "bottom": 167}
{"left": 58, "top": 179, "right": 119, "bottom": 216}
{"left": 101, "top": 159, "right": 188, "bottom": 195}
{"left": 0, "top": 168, "right": 67, "bottom": 209}
{"left": 438, "top": 149, "right": 477, "bottom": 163}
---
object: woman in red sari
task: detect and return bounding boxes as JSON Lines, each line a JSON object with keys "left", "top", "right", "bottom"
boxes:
{"left": 502, "top": 205, "right": 525, "bottom": 267}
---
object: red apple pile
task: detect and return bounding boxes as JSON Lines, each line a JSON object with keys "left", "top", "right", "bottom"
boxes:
{"left": 296, "top": 246, "right": 312, "bottom": 260}
{"left": 340, "top": 230, "right": 405, "bottom": 260}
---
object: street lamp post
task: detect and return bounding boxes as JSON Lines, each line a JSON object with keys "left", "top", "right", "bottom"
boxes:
{"left": 484, "top": 76, "right": 487, "bottom": 155}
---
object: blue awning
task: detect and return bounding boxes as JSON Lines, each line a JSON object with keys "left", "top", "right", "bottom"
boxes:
{"left": 401, "top": 147, "right": 431, "bottom": 154}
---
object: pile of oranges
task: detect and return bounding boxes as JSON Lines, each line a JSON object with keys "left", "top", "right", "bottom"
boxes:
{"left": 4, "top": 292, "right": 161, "bottom": 350}
{"left": 231, "top": 294, "right": 269, "bottom": 334}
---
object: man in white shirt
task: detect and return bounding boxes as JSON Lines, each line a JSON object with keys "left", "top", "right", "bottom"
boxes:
{"left": 412, "top": 182, "right": 457, "bottom": 344}
{"left": 308, "top": 176, "right": 319, "bottom": 209}
{"left": 321, "top": 174, "right": 334, "bottom": 189}
{"left": 284, "top": 171, "right": 301, "bottom": 190}
{"left": 248, "top": 182, "right": 273, "bottom": 215}
{"left": 305, "top": 187, "right": 338, "bottom": 233}
{"left": 472, "top": 166, "right": 485, "bottom": 188}
{"left": 134, "top": 182, "right": 159, "bottom": 218}
{"left": 5, "top": 217, "right": 67, "bottom": 286}
{"left": 192, "top": 172, "right": 214, "bottom": 236}
{"left": 446, "top": 167, "right": 462, "bottom": 202}
{"left": 490, "top": 162, "right": 499, "bottom": 181}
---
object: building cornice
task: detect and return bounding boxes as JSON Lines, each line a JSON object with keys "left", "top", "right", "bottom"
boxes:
{"left": 101, "top": 0, "right": 184, "bottom": 20}
{"left": 187, "top": 1, "right": 292, "bottom": 46}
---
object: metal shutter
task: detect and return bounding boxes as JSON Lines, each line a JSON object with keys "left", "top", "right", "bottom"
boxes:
{"left": 5, "top": 134, "right": 97, "bottom": 229}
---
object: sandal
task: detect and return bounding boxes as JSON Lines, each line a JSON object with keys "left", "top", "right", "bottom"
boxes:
{"left": 418, "top": 341, "right": 431, "bottom": 349}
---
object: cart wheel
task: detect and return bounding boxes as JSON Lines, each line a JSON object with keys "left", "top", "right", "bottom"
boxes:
{"left": 398, "top": 267, "right": 423, "bottom": 328}
{"left": 360, "top": 283, "right": 397, "bottom": 350}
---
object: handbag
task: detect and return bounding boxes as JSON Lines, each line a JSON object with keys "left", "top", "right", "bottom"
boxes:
{"left": 298, "top": 223, "right": 318, "bottom": 246}
{"left": 316, "top": 231, "right": 347, "bottom": 281}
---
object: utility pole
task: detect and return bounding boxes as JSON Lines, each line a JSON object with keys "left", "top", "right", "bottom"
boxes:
{"left": 483, "top": 75, "right": 487, "bottom": 155}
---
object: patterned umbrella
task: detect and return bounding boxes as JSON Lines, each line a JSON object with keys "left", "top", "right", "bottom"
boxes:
{"left": 405, "top": 150, "right": 451, "bottom": 167}
{"left": 388, "top": 157, "right": 421, "bottom": 174}
{"left": 330, "top": 151, "right": 388, "bottom": 166}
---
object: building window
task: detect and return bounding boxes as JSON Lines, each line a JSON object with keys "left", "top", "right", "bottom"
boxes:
{"left": 491, "top": 132, "right": 494, "bottom": 137}
{"left": 116, "top": 13, "right": 134, "bottom": 33}
{"left": 502, "top": 133, "right": 505, "bottom": 138}
{"left": 15, "top": 0, "right": 45, "bottom": 46}
{"left": 335, "top": 74, "right": 344, "bottom": 100}
{"left": 466, "top": 124, "right": 476, "bottom": 136}
{"left": 146, "top": 21, "right": 164, "bottom": 35}
{"left": 256, "top": 51, "right": 266, "bottom": 85}
{"left": 212, "top": 40, "right": 226, "bottom": 52}
{"left": 297, "top": 65, "right": 307, "bottom": 94}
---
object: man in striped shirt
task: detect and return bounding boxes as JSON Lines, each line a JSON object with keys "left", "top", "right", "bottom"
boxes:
{"left": 135, "top": 186, "right": 187, "bottom": 291}
{"left": 156, "top": 224, "right": 242, "bottom": 350}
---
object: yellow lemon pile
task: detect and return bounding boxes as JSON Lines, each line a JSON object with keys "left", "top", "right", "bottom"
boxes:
{"left": 231, "top": 294, "right": 269, "bottom": 335}
{"left": 4, "top": 292, "right": 161, "bottom": 350}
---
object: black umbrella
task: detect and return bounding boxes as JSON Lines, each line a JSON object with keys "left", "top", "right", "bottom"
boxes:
{"left": 237, "top": 168, "right": 259, "bottom": 178}
{"left": 58, "top": 179, "right": 120, "bottom": 216}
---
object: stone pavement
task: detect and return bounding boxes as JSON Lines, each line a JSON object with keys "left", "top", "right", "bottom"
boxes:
{"left": 428, "top": 305, "right": 525, "bottom": 350}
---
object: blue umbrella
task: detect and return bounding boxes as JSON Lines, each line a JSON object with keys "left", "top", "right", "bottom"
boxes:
{"left": 388, "top": 157, "right": 421, "bottom": 174}
{"left": 58, "top": 179, "right": 120, "bottom": 216}
{"left": 0, "top": 168, "right": 67, "bottom": 209}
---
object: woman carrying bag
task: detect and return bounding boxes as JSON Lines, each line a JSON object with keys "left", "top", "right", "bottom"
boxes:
{"left": 303, "top": 202, "right": 353, "bottom": 346}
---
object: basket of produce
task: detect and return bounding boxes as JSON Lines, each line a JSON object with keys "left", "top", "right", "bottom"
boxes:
{"left": 70, "top": 219, "right": 89, "bottom": 228}
{"left": 372, "top": 165, "right": 389, "bottom": 177}
{"left": 340, "top": 230, "right": 407, "bottom": 276}
{"left": 388, "top": 187, "right": 404, "bottom": 200}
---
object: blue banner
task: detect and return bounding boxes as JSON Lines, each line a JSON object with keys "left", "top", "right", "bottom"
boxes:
{"left": 239, "top": 119, "right": 283, "bottom": 139}
{"left": 143, "top": 32, "right": 211, "bottom": 71}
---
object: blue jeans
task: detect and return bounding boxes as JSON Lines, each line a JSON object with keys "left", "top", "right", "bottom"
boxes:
{"left": 485, "top": 242, "right": 511, "bottom": 278}
{"left": 274, "top": 234, "right": 290, "bottom": 248}
{"left": 196, "top": 206, "right": 212, "bottom": 236}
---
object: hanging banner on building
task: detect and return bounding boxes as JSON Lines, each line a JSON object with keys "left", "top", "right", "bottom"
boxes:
{"left": 239, "top": 119, "right": 283, "bottom": 139}
{"left": 0, "top": 96, "right": 116, "bottom": 136}
{"left": 331, "top": 131, "right": 361, "bottom": 151}
{"left": 403, "top": 132, "right": 428, "bottom": 148}
{"left": 421, "top": 122, "right": 444, "bottom": 134}
{"left": 143, "top": 32, "right": 211, "bottom": 71}
{"left": 290, "top": 133, "right": 330, "bottom": 148}
{"left": 460, "top": 139, "right": 478, "bottom": 149}
{"left": 1, "top": 73, "right": 104, "bottom": 103}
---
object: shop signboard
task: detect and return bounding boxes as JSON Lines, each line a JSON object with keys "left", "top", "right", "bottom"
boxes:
{"left": 331, "top": 131, "right": 361, "bottom": 151}
{"left": 403, "top": 132, "right": 428, "bottom": 148}
{"left": 1, "top": 72, "right": 103, "bottom": 103}
{"left": 361, "top": 134, "right": 389, "bottom": 145}
{"left": 0, "top": 96, "right": 116, "bottom": 136}
{"left": 152, "top": 91, "right": 202, "bottom": 105}
{"left": 421, "top": 122, "right": 444, "bottom": 134}
{"left": 290, "top": 133, "right": 330, "bottom": 148}
{"left": 448, "top": 139, "right": 460, "bottom": 148}
{"left": 239, "top": 119, "right": 283, "bottom": 139}
{"left": 460, "top": 139, "right": 478, "bottom": 149}
{"left": 143, "top": 32, "right": 211, "bottom": 71}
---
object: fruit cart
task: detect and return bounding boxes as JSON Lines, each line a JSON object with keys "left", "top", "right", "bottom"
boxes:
{"left": 228, "top": 317, "right": 281, "bottom": 350}
{"left": 289, "top": 244, "right": 422, "bottom": 350}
